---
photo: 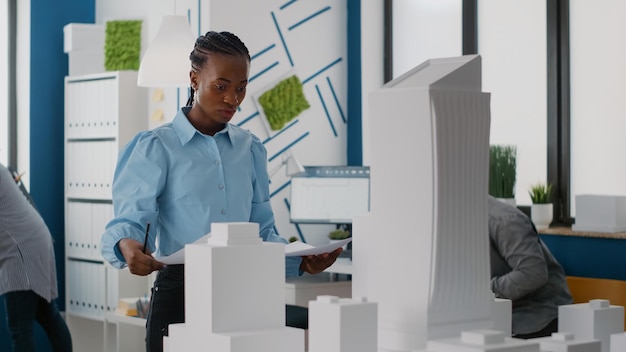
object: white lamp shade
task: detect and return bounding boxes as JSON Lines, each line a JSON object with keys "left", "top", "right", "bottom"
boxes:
{"left": 137, "top": 15, "right": 196, "bottom": 87}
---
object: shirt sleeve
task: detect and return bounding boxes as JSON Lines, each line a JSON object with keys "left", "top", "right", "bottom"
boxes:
{"left": 490, "top": 213, "right": 549, "bottom": 300}
{"left": 249, "top": 136, "right": 302, "bottom": 277}
{"left": 100, "top": 131, "right": 166, "bottom": 269}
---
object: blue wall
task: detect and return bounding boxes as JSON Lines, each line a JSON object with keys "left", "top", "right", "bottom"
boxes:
{"left": 30, "top": 0, "right": 94, "bottom": 311}
{"left": 541, "top": 234, "right": 626, "bottom": 281}
{"left": 0, "top": 1, "right": 94, "bottom": 351}
{"left": 346, "top": 0, "right": 362, "bottom": 166}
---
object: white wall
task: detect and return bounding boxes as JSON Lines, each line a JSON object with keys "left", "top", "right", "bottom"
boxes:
{"left": 0, "top": 2, "right": 8, "bottom": 166}
{"left": 570, "top": 0, "right": 626, "bottom": 215}
{"left": 360, "top": 1, "right": 385, "bottom": 167}
{"left": 392, "top": 0, "right": 462, "bottom": 80}
{"left": 390, "top": 0, "right": 548, "bottom": 206}
{"left": 17, "top": 0, "right": 30, "bottom": 186}
{"left": 479, "top": 0, "right": 547, "bottom": 205}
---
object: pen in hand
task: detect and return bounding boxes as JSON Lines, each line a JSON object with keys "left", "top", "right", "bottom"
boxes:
{"left": 142, "top": 223, "right": 151, "bottom": 254}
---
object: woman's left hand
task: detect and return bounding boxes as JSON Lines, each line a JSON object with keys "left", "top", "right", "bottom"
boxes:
{"left": 299, "top": 247, "right": 343, "bottom": 275}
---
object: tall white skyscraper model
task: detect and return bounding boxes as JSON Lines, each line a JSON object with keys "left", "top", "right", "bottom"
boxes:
{"left": 352, "top": 55, "right": 494, "bottom": 351}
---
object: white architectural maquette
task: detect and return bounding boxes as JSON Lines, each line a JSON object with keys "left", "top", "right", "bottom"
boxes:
{"left": 610, "top": 332, "right": 626, "bottom": 352}
{"left": 535, "top": 332, "right": 601, "bottom": 352}
{"left": 164, "top": 222, "right": 304, "bottom": 352}
{"left": 352, "top": 54, "right": 494, "bottom": 351}
{"left": 427, "top": 329, "right": 541, "bottom": 352}
{"left": 558, "top": 299, "right": 624, "bottom": 352}
{"left": 308, "top": 295, "right": 377, "bottom": 352}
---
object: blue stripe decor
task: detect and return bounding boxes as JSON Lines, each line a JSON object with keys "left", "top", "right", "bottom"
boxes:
{"left": 268, "top": 132, "right": 309, "bottom": 162}
{"left": 249, "top": 61, "right": 280, "bottom": 83}
{"left": 270, "top": 180, "right": 292, "bottom": 198}
{"left": 288, "top": 6, "right": 331, "bottom": 31}
{"left": 326, "top": 76, "right": 346, "bottom": 123}
{"left": 315, "top": 84, "right": 337, "bottom": 137}
{"left": 302, "top": 57, "right": 342, "bottom": 85}
{"left": 251, "top": 43, "right": 276, "bottom": 60}
{"left": 271, "top": 11, "right": 294, "bottom": 67}
{"left": 262, "top": 119, "right": 300, "bottom": 144}
{"left": 279, "top": 0, "right": 298, "bottom": 11}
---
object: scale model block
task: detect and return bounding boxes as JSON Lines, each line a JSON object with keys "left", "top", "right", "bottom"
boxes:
{"left": 492, "top": 294, "right": 512, "bottom": 337}
{"left": 534, "top": 332, "right": 600, "bottom": 352}
{"left": 610, "top": 332, "right": 626, "bottom": 352}
{"left": 165, "top": 222, "right": 304, "bottom": 352}
{"left": 558, "top": 299, "right": 624, "bottom": 352}
{"left": 426, "top": 329, "right": 540, "bottom": 352}
{"left": 308, "top": 295, "right": 377, "bottom": 352}
{"left": 165, "top": 324, "right": 303, "bottom": 352}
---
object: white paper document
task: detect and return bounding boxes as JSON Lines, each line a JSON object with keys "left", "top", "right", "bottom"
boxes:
{"left": 155, "top": 234, "right": 210, "bottom": 265}
{"left": 155, "top": 235, "right": 351, "bottom": 264}
{"left": 284, "top": 238, "right": 351, "bottom": 257}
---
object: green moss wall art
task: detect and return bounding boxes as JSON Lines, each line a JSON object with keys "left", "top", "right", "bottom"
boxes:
{"left": 104, "top": 20, "right": 142, "bottom": 71}
{"left": 258, "top": 75, "right": 310, "bottom": 131}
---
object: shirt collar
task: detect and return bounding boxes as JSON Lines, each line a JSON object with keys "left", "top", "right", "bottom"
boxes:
{"left": 173, "top": 107, "right": 235, "bottom": 146}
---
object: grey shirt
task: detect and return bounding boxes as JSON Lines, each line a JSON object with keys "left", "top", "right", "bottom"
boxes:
{"left": 488, "top": 196, "right": 572, "bottom": 335}
{"left": 0, "top": 163, "right": 57, "bottom": 302}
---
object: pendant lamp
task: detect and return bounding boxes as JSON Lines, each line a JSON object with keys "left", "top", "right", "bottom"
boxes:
{"left": 137, "top": 15, "right": 196, "bottom": 87}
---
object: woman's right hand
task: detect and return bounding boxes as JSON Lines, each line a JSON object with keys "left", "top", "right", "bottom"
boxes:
{"left": 118, "top": 238, "right": 165, "bottom": 276}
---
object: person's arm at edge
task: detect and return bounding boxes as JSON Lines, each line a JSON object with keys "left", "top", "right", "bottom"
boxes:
{"left": 490, "top": 213, "right": 549, "bottom": 300}
{"left": 100, "top": 132, "right": 165, "bottom": 275}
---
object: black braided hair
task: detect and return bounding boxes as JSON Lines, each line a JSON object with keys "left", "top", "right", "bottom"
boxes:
{"left": 186, "top": 31, "right": 251, "bottom": 107}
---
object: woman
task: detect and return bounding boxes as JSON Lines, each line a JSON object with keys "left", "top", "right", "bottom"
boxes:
{"left": 100, "top": 31, "right": 340, "bottom": 352}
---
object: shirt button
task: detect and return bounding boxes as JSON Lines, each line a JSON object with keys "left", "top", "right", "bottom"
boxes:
{"left": 218, "top": 184, "right": 224, "bottom": 190}
{"left": 220, "top": 209, "right": 226, "bottom": 215}
{"left": 214, "top": 160, "right": 221, "bottom": 165}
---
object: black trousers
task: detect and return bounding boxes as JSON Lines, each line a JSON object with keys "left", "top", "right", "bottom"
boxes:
{"left": 145, "top": 265, "right": 185, "bottom": 352}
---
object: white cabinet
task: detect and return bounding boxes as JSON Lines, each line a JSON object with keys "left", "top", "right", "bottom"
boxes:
{"left": 64, "top": 71, "right": 150, "bottom": 352}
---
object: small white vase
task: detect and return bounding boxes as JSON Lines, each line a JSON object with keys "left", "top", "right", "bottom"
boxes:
{"left": 531, "top": 203, "right": 553, "bottom": 230}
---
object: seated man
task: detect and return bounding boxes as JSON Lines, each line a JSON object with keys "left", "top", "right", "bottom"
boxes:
{"left": 488, "top": 195, "right": 572, "bottom": 339}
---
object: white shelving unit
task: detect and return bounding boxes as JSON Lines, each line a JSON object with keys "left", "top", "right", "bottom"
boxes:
{"left": 64, "top": 70, "right": 150, "bottom": 352}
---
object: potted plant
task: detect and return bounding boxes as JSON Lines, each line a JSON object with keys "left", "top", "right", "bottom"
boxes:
{"left": 489, "top": 144, "right": 517, "bottom": 205}
{"left": 328, "top": 228, "right": 351, "bottom": 249}
{"left": 529, "top": 182, "right": 553, "bottom": 230}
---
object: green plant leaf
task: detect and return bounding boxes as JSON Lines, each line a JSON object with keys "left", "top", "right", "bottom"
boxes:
{"left": 528, "top": 182, "right": 553, "bottom": 204}
{"left": 489, "top": 145, "right": 517, "bottom": 198}
{"left": 105, "top": 20, "right": 142, "bottom": 71}
{"left": 259, "top": 75, "right": 310, "bottom": 131}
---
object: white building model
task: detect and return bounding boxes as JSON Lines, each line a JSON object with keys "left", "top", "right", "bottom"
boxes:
{"left": 352, "top": 54, "right": 495, "bottom": 351}
{"left": 163, "top": 55, "right": 624, "bottom": 352}
{"left": 164, "top": 222, "right": 304, "bottom": 352}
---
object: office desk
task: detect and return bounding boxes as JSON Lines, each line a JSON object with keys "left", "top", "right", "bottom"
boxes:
{"left": 540, "top": 227, "right": 626, "bottom": 281}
